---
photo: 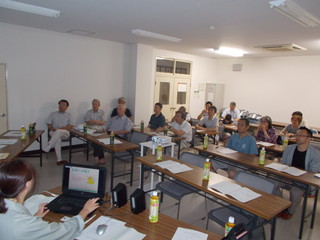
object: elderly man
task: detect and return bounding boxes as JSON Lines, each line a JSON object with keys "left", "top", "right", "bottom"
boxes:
{"left": 84, "top": 99, "right": 105, "bottom": 131}
{"left": 169, "top": 111, "right": 192, "bottom": 154}
{"left": 43, "top": 99, "right": 73, "bottom": 165}
{"left": 92, "top": 104, "right": 133, "bottom": 164}
{"left": 278, "top": 127, "right": 320, "bottom": 220}
{"left": 222, "top": 101, "right": 240, "bottom": 121}
{"left": 111, "top": 97, "right": 133, "bottom": 120}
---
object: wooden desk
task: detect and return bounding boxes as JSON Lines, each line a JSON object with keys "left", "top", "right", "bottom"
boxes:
{"left": 69, "top": 128, "right": 139, "bottom": 190}
{"left": 43, "top": 187, "right": 222, "bottom": 240}
{"left": 136, "top": 155, "right": 291, "bottom": 240}
{"left": 256, "top": 143, "right": 285, "bottom": 155}
{"left": 195, "top": 144, "right": 320, "bottom": 239}
{"left": 0, "top": 130, "right": 44, "bottom": 166}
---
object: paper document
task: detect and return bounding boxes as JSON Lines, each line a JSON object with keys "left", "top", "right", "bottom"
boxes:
{"left": 77, "top": 216, "right": 145, "bottom": 240}
{"left": 154, "top": 160, "right": 193, "bottom": 174}
{"left": 24, "top": 194, "right": 56, "bottom": 215}
{"left": 3, "top": 131, "right": 21, "bottom": 137}
{"left": 256, "top": 141, "right": 275, "bottom": 147}
{"left": 265, "top": 163, "right": 307, "bottom": 176}
{"left": 0, "top": 145, "right": 6, "bottom": 149}
{"left": 0, "top": 153, "right": 9, "bottom": 160}
{"left": 216, "top": 147, "right": 237, "bottom": 155}
{"left": 0, "top": 139, "right": 18, "bottom": 144}
{"left": 210, "top": 181, "right": 261, "bottom": 203}
{"left": 98, "top": 138, "right": 122, "bottom": 145}
{"left": 172, "top": 227, "right": 208, "bottom": 240}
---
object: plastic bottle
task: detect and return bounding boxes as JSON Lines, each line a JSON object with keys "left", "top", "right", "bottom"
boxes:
{"left": 259, "top": 147, "right": 266, "bottom": 165}
{"left": 20, "top": 125, "right": 26, "bottom": 140}
{"left": 28, "top": 123, "right": 33, "bottom": 135}
{"left": 109, "top": 132, "right": 115, "bottom": 145}
{"left": 140, "top": 120, "right": 144, "bottom": 131}
{"left": 203, "top": 158, "right": 211, "bottom": 180}
{"left": 203, "top": 134, "right": 208, "bottom": 149}
{"left": 156, "top": 143, "right": 163, "bottom": 161}
{"left": 83, "top": 123, "right": 88, "bottom": 134}
{"left": 283, "top": 136, "right": 288, "bottom": 150}
{"left": 225, "top": 216, "right": 235, "bottom": 236}
{"left": 149, "top": 191, "right": 159, "bottom": 223}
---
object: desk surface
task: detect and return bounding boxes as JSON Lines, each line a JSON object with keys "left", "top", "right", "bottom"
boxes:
{"left": 195, "top": 129, "right": 220, "bottom": 136}
{"left": 69, "top": 128, "right": 139, "bottom": 152}
{"left": 0, "top": 130, "right": 44, "bottom": 162}
{"left": 136, "top": 155, "right": 291, "bottom": 220}
{"left": 195, "top": 144, "right": 320, "bottom": 188}
{"left": 132, "top": 127, "right": 185, "bottom": 142}
{"left": 43, "top": 187, "right": 222, "bottom": 240}
{"left": 256, "top": 142, "right": 285, "bottom": 154}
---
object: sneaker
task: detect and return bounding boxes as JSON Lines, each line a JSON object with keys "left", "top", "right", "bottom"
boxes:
{"left": 56, "top": 160, "right": 68, "bottom": 166}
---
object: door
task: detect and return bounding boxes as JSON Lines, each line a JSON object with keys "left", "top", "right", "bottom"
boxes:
{"left": 174, "top": 78, "right": 190, "bottom": 114}
{"left": 154, "top": 76, "right": 174, "bottom": 121}
{"left": 0, "top": 64, "right": 8, "bottom": 134}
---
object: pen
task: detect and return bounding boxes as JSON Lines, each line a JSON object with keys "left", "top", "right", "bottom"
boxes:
{"left": 85, "top": 214, "right": 96, "bottom": 224}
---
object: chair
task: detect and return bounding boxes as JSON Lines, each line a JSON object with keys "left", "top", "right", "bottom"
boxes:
{"left": 206, "top": 171, "right": 277, "bottom": 240}
{"left": 156, "top": 152, "right": 208, "bottom": 219}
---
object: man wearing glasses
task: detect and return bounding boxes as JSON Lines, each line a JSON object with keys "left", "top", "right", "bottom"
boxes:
{"left": 278, "top": 127, "right": 320, "bottom": 220}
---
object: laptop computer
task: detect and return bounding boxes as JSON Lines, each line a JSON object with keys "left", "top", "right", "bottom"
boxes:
{"left": 46, "top": 163, "right": 106, "bottom": 215}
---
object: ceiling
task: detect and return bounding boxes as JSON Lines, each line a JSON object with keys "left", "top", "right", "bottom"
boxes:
{"left": 1, "top": 0, "right": 320, "bottom": 58}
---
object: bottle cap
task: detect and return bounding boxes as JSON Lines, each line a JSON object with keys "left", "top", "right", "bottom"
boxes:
{"left": 205, "top": 133, "right": 208, "bottom": 136}
{"left": 262, "top": 147, "right": 265, "bottom": 150}
{"left": 152, "top": 191, "right": 157, "bottom": 196}
{"left": 206, "top": 158, "right": 210, "bottom": 162}
{"left": 228, "top": 216, "right": 235, "bottom": 223}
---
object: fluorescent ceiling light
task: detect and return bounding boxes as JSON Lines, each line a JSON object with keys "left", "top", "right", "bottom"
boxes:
{"left": 214, "top": 47, "right": 246, "bottom": 57}
{"left": 131, "top": 29, "right": 182, "bottom": 43}
{"left": 0, "top": 0, "right": 60, "bottom": 18}
{"left": 269, "top": 0, "right": 320, "bottom": 28}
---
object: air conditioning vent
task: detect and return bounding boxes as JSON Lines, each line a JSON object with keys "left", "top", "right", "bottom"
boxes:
{"left": 254, "top": 44, "right": 307, "bottom": 52}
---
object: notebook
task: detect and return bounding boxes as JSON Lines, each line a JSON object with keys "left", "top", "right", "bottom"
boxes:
{"left": 46, "top": 163, "right": 106, "bottom": 215}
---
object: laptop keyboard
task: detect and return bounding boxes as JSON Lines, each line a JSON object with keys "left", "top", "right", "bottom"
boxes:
{"left": 58, "top": 196, "right": 87, "bottom": 208}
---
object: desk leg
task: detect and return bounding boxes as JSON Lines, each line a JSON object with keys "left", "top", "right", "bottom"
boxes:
{"left": 110, "top": 152, "right": 115, "bottom": 191}
{"left": 270, "top": 217, "right": 276, "bottom": 240}
{"left": 140, "top": 163, "right": 145, "bottom": 191}
{"left": 129, "top": 150, "right": 134, "bottom": 186}
{"left": 299, "top": 186, "right": 309, "bottom": 239}
{"left": 177, "top": 141, "right": 181, "bottom": 159}
{"left": 39, "top": 134, "right": 43, "bottom": 167}
{"left": 69, "top": 135, "right": 72, "bottom": 163}
{"left": 310, "top": 188, "right": 319, "bottom": 229}
{"left": 86, "top": 141, "right": 89, "bottom": 161}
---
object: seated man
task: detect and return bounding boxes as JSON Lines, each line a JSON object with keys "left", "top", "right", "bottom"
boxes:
{"left": 43, "top": 99, "right": 74, "bottom": 165}
{"left": 169, "top": 111, "right": 192, "bottom": 154}
{"left": 195, "top": 106, "right": 219, "bottom": 145}
{"left": 277, "top": 127, "right": 320, "bottom": 220}
{"left": 111, "top": 97, "right": 133, "bottom": 120}
{"left": 222, "top": 101, "right": 240, "bottom": 121}
{"left": 212, "top": 118, "right": 258, "bottom": 178}
{"left": 148, "top": 102, "right": 166, "bottom": 132}
{"left": 84, "top": 99, "right": 105, "bottom": 131}
{"left": 222, "top": 114, "right": 233, "bottom": 125}
{"left": 197, "top": 101, "right": 213, "bottom": 120}
{"left": 171, "top": 106, "right": 191, "bottom": 122}
{"left": 92, "top": 104, "right": 133, "bottom": 164}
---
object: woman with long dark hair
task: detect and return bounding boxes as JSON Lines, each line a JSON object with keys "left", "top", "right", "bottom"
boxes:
{"left": 0, "top": 159, "right": 99, "bottom": 240}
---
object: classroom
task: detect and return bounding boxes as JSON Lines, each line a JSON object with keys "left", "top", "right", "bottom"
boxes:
{"left": 0, "top": 1, "right": 320, "bottom": 240}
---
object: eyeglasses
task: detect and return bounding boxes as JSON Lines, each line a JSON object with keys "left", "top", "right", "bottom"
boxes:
{"left": 295, "top": 134, "right": 310, "bottom": 138}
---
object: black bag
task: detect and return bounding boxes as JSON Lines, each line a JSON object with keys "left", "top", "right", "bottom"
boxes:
{"left": 276, "top": 135, "right": 283, "bottom": 145}
{"left": 221, "top": 223, "right": 248, "bottom": 240}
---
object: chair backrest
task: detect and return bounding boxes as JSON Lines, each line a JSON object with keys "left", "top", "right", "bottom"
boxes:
{"left": 180, "top": 152, "right": 207, "bottom": 168}
{"left": 129, "top": 131, "right": 151, "bottom": 145}
{"left": 218, "top": 124, "right": 225, "bottom": 140}
{"left": 190, "top": 118, "right": 199, "bottom": 126}
{"left": 234, "top": 171, "right": 276, "bottom": 194}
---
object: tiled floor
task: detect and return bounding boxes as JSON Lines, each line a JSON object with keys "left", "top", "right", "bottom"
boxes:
{"left": 27, "top": 148, "right": 320, "bottom": 240}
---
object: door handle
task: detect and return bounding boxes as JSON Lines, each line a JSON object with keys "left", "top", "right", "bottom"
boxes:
{"left": 1, "top": 113, "right": 6, "bottom": 117}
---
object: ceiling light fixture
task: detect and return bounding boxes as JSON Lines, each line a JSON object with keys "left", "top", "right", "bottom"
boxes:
{"left": 269, "top": 0, "right": 320, "bottom": 28}
{"left": 0, "top": 0, "right": 60, "bottom": 18}
{"left": 131, "top": 29, "right": 182, "bottom": 43}
{"left": 214, "top": 47, "right": 246, "bottom": 57}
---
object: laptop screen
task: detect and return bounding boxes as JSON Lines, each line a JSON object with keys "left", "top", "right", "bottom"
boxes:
{"left": 62, "top": 163, "right": 106, "bottom": 198}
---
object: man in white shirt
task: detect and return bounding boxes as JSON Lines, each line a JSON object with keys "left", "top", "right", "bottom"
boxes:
{"left": 170, "top": 111, "right": 192, "bottom": 154}
{"left": 196, "top": 106, "right": 219, "bottom": 132}
{"left": 84, "top": 99, "right": 105, "bottom": 131}
{"left": 222, "top": 101, "right": 240, "bottom": 121}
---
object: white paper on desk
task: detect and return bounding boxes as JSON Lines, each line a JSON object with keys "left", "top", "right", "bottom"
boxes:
{"left": 216, "top": 147, "right": 237, "bottom": 155}
{"left": 154, "top": 160, "right": 180, "bottom": 169}
{"left": 0, "top": 144, "right": 6, "bottom": 149}
{"left": 97, "top": 138, "right": 122, "bottom": 145}
{"left": 168, "top": 164, "right": 193, "bottom": 174}
{"left": 196, "top": 130, "right": 206, "bottom": 132}
{"left": 210, "top": 181, "right": 241, "bottom": 194}
{"left": 77, "top": 216, "right": 145, "bottom": 240}
{"left": 24, "top": 194, "right": 56, "bottom": 215}
{"left": 172, "top": 227, "right": 208, "bottom": 240}
{"left": 227, "top": 187, "right": 261, "bottom": 203}
{"left": 2, "top": 131, "right": 21, "bottom": 137}
{"left": 265, "top": 163, "right": 306, "bottom": 176}
{"left": 265, "top": 163, "right": 288, "bottom": 171}
{"left": 0, "top": 139, "right": 18, "bottom": 144}
{"left": 256, "top": 141, "right": 275, "bottom": 147}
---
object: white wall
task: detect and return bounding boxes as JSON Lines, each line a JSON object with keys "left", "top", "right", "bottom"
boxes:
{"left": 0, "top": 23, "right": 131, "bottom": 149}
{"left": 216, "top": 56, "right": 320, "bottom": 126}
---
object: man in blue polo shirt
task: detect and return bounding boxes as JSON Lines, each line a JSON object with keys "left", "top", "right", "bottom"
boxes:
{"left": 148, "top": 103, "right": 166, "bottom": 132}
